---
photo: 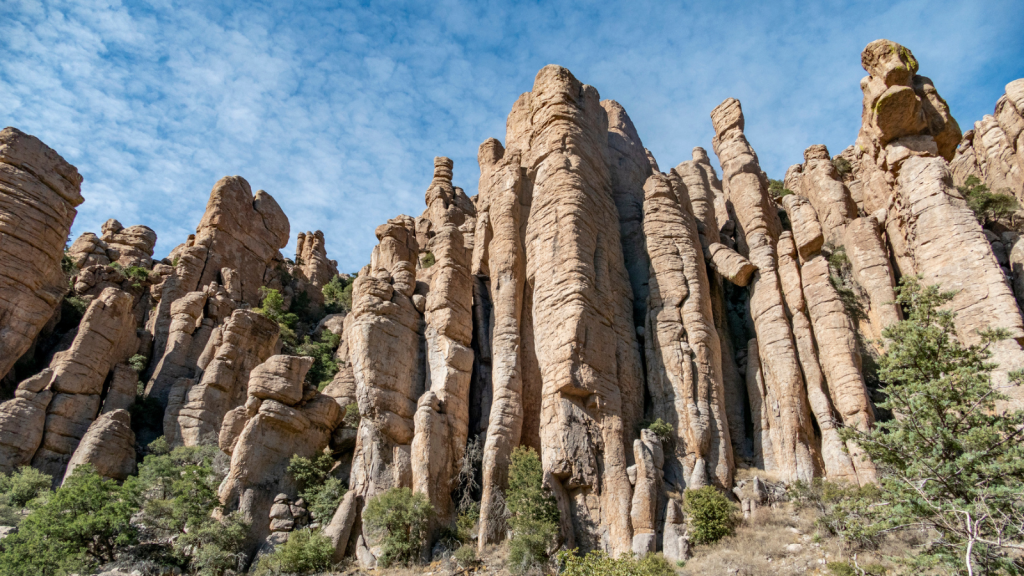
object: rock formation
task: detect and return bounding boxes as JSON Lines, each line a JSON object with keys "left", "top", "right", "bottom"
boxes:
{"left": 3, "top": 37, "right": 1024, "bottom": 568}
{"left": 218, "top": 354, "right": 343, "bottom": 557}
{"left": 0, "top": 128, "right": 83, "bottom": 382}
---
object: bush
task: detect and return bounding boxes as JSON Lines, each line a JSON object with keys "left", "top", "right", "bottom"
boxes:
{"left": 362, "top": 487, "right": 434, "bottom": 568}
{"left": 251, "top": 528, "right": 333, "bottom": 576}
{"left": 255, "top": 287, "right": 299, "bottom": 344}
{"left": 506, "top": 446, "right": 559, "bottom": 574}
{"left": 0, "top": 467, "right": 52, "bottom": 527}
{"left": 420, "top": 252, "right": 435, "bottom": 268}
{"left": 832, "top": 156, "right": 853, "bottom": 178}
{"left": 557, "top": 549, "right": 675, "bottom": 576}
{"left": 124, "top": 444, "right": 224, "bottom": 538}
{"left": 293, "top": 331, "right": 341, "bottom": 390}
{"left": 342, "top": 402, "right": 360, "bottom": 429}
{"left": 768, "top": 179, "right": 794, "bottom": 199}
{"left": 0, "top": 465, "right": 136, "bottom": 575}
{"left": 174, "top": 512, "right": 248, "bottom": 576}
{"left": 323, "top": 275, "right": 354, "bottom": 314}
{"left": 453, "top": 544, "right": 476, "bottom": 567}
{"left": 124, "top": 265, "right": 152, "bottom": 289}
{"left": 959, "top": 175, "right": 1018, "bottom": 224}
{"left": 128, "top": 354, "right": 148, "bottom": 373}
{"left": 643, "top": 418, "right": 673, "bottom": 441}
{"left": 788, "top": 478, "right": 884, "bottom": 547}
{"left": 287, "top": 451, "right": 346, "bottom": 523}
{"left": 683, "top": 486, "right": 734, "bottom": 545}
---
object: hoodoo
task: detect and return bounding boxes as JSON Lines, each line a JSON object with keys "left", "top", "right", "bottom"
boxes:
{"left": 0, "top": 38, "right": 1022, "bottom": 572}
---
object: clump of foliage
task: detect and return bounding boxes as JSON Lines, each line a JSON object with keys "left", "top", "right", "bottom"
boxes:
{"left": 124, "top": 265, "right": 152, "bottom": 289}
{"left": 293, "top": 331, "right": 341, "bottom": 390}
{"left": 123, "top": 442, "right": 245, "bottom": 575}
{"left": 643, "top": 418, "right": 673, "bottom": 441}
{"left": 287, "top": 451, "right": 346, "bottom": 524}
{"left": 174, "top": 512, "right": 249, "bottom": 576}
{"left": 832, "top": 156, "right": 853, "bottom": 178}
{"left": 453, "top": 543, "right": 477, "bottom": 567}
{"left": 128, "top": 354, "right": 148, "bottom": 374}
{"left": 0, "top": 465, "right": 136, "bottom": 575}
{"left": 255, "top": 287, "right": 299, "bottom": 344}
{"left": 343, "top": 402, "right": 360, "bottom": 429}
{"left": 362, "top": 487, "right": 434, "bottom": 568}
{"left": 789, "top": 478, "right": 885, "bottom": 548}
{"left": 420, "top": 251, "right": 436, "bottom": 268}
{"left": 322, "top": 275, "right": 354, "bottom": 314}
{"left": 506, "top": 446, "right": 560, "bottom": 574}
{"left": 0, "top": 467, "right": 52, "bottom": 526}
{"left": 251, "top": 528, "right": 334, "bottom": 576}
{"left": 768, "top": 178, "right": 794, "bottom": 200}
{"left": 682, "top": 486, "right": 735, "bottom": 545}
{"left": 836, "top": 277, "right": 1024, "bottom": 573}
{"left": 557, "top": 549, "right": 675, "bottom": 576}
{"left": 958, "top": 175, "right": 1019, "bottom": 224}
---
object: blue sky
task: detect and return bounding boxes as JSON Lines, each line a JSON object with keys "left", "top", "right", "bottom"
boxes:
{"left": 2, "top": 0, "right": 1023, "bottom": 272}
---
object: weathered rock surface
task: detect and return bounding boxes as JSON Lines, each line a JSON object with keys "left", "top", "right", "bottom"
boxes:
{"left": 32, "top": 287, "right": 138, "bottom": 481}
{"left": 712, "top": 97, "right": 816, "bottom": 483}
{"left": 165, "top": 308, "right": 279, "bottom": 446}
{"left": 642, "top": 172, "right": 732, "bottom": 490}
{"left": 951, "top": 79, "right": 1024, "bottom": 200}
{"left": 63, "top": 409, "right": 135, "bottom": 483}
{"left": 294, "top": 230, "right": 339, "bottom": 308}
{"left": 218, "top": 354, "right": 343, "bottom": 558}
{"left": 0, "top": 127, "right": 84, "bottom": 382}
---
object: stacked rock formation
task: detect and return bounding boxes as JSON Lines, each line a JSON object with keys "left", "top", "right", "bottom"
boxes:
{"left": 4, "top": 37, "right": 1024, "bottom": 569}
{"left": 0, "top": 128, "right": 83, "bottom": 383}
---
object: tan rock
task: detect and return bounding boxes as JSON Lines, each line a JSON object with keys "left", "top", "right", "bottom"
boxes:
{"left": 629, "top": 430, "right": 663, "bottom": 556}
{"left": 63, "top": 409, "right": 135, "bottom": 483}
{"left": 642, "top": 172, "right": 732, "bottom": 490}
{"left": 219, "top": 356, "right": 343, "bottom": 559}
{"left": 475, "top": 141, "right": 528, "bottom": 552}
{"left": 780, "top": 194, "right": 824, "bottom": 259}
{"left": 0, "top": 370, "right": 54, "bottom": 473}
{"left": 784, "top": 145, "right": 858, "bottom": 248}
{"left": 506, "top": 65, "right": 642, "bottom": 554}
{"left": 32, "top": 287, "right": 138, "bottom": 480}
{"left": 249, "top": 355, "right": 313, "bottom": 405}
{"left": 712, "top": 98, "right": 815, "bottom": 482}
{"left": 603, "top": 99, "right": 653, "bottom": 327}
{"left": 843, "top": 217, "right": 901, "bottom": 340}
{"left": 0, "top": 127, "right": 83, "bottom": 382}
{"left": 67, "top": 233, "right": 111, "bottom": 269}
{"left": 166, "top": 309, "right": 279, "bottom": 446}
{"left": 776, "top": 234, "right": 858, "bottom": 483}
{"left": 101, "top": 363, "right": 138, "bottom": 414}
{"left": 101, "top": 219, "right": 157, "bottom": 268}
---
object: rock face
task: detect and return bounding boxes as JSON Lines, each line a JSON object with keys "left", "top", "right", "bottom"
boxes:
{"left": 32, "top": 287, "right": 138, "bottom": 481}
{"left": 712, "top": 97, "right": 816, "bottom": 483}
{"left": 63, "top": 409, "right": 135, "bottom": 483}
{"left": 165, "top": 308, "right": 279, "bottom": 446}
{"left": 218, "top": 354, "right": 343, "bottom": 558}
{"left": 6, "top": 37, "right": 1024, "bottom": 568}
{"left": 0, "top": 127, "right": 84, "bottom": 382}
{"left": 951, "top": 79, "right": 1024, "bottom": 200}
{"left": 642, "top": 172, "right": 732, "bottom": 491}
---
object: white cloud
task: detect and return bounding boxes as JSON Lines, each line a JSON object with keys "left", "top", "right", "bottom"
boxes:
{"left": 0, "top": 0, "right": 1021, "bottom": 271}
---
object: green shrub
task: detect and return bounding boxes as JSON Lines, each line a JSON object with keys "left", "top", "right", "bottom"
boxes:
{"left": 251, "top": 528, "right": 334, "bottom": 576}
{"left": 0, "top": 465, "right": 136, "bottom": 575}
{"left": 174, "top": 512, "right": 248, "bottom": 576}
{"left": 128, "top": 353, "right": 148, "bottom": 374}
{"left": 453, "top": 544, "right": 476, "bottom": 567}
{"left": 643, "top": 418, "right": 673, "bottom": 441}
{"left": 323, "top": 275, "right": 354, "bottom": 314}
{"left": 788, "top": 478, "right": 883, "bottom": 547}
{"left": 124, "top": 444, "right": 224, "bottom": 537}
{"left": 343, "top": 402, "right": 360, "bottom": 428}
{"left": 832, "top": 156, "right": 853, "bottom": 178}
{"left": 506, "top": 446, "right": 559, "bottom": 574}
{"left": 768, "top": 179, "right": 794, "bottom": 199}
{"left": 682, "top": 486, "right": 734, "bottom": 545}
{"left": 255, "top": 287, "right": 299, "bottom": 346}
{"left": 557, "top": 549, "right": 675, "bottom": 576}
{"left": 420, "top": 252, "right": 435, "bottom": 268}
{"left": 362, "top": 487, "right": 434, "bottom": 568}
{"left": 287, "top": 451, "right": 346, "bottom": 523}
{"left": 456, "top": 500, "right": 479, "bottom": 544}
{"left": 0, "top": 467, "right": 52, "bottom": 509}
{"left": 124, "top": 265, "right": 152, "bottom": 289}
{"left": 959, "top": 175, "right": 1018, "bottom": 224}
{"left": 293, "top": 331, "right": 341, "bottom": 389}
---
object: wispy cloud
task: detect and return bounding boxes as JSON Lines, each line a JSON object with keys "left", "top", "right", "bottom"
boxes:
{"left": 2, "top": 0, "right": 1022, "bottom": 271}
